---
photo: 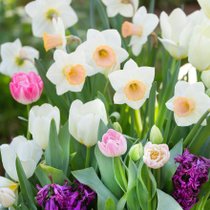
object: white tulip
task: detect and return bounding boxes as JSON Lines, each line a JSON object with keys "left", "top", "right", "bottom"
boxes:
{"left": 201, "top": 70, "right": 210, "bottom": 88}
{"left": 198, "top": 0, "right": 210, "bottom": 19}
{"left": 0, "top": 136, "right": 42, "bottom": 181}
{"left": 108, "top": 59, "right": 155, "bottom": 110}
{"left": 101, "top": 0, "right": 139, "bottom": 18}
{"left": 122, "top": 6, "right": 159, "bottom": 56}
{"left": 0, "top": 39, "right": 39, "bottom": 77}
{"left": 188, "top": 21, "right": 210, "bottom": 71}
{"left": 47, "top": 49, "right": 94, "bottom": 95}
{"left": 0, "top": 188, "right": 16, "bottom": 208}
{"left": 29, "top": 103, "right": 60, "bottom": 149}
{"left": 25, "top": 0, "right": 78, "bottom": 37}
{"left": 166, "top": 81, "right": 210, "bottom": 126}
{"left": 69, "top": 99, "right": 108, "bottom": 147}
{"left": 77, "top": 29, "right": 128, "bottom": 76}
{"left": 159, "top": 9, "right": 203, "bottom": 59}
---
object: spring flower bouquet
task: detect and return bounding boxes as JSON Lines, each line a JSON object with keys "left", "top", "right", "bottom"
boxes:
{"left": 1, "top": 0, "right": 210, "bottom": 209}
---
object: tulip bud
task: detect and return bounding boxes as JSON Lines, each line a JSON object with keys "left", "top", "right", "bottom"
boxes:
{"left": 0, "top": 188, "right": 16, "bottom": 207}
{"left": 129, "top": 143, "right": 143, "bottom": 161}
{"left": 150, "top": 125, "right": 163, "bottom": 144}
{"left": 9, "top": 71, "right": 43, "bottom": 105}
{"left": 113, "top": 122, "right": 122, "bottom": 133}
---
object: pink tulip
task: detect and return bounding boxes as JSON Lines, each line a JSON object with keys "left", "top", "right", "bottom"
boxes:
{"left": 9, "top": 72, "right": 43, "bottom": 105}
{"left": 98, "top": 129, "right": 127, "bottom": 157}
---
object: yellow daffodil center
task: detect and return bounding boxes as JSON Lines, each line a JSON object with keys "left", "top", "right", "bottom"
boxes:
{"left": 64, "top": 64, "right": 86, "bottom": 85}
{"left": 124, "top": 80, "right": 146, "bottom": 101}
{"left": 174, "top": 97, "right": 195, "bottom": 117}
{"left": 121, "top": 0, "right": 131, "bottom": 4}
{"left": 9, "top": 184, "right": 18, "bottom": 191}
{"left": 43, "top": 33, "right": 63, "bottom": 52}
{"left": 46, "top": 9, "right": 59, "bottom": 21}
{"left": 15, "top": 57, "right": 25, "bottom": 66}
{"left": 93, "top": 45, "right": 116, "bottom": 68}
{"left": 122, "top": 21, "right": 143, "bottom": 38}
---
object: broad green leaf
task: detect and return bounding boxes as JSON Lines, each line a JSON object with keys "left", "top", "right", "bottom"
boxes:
{"left": 161, "top": 140, "right": 183, "bottom": 193}
{"left": 59, "top": 121, "right": 71, "bottom": 175}
{"left": 72, "top": 167, "right": 117, "bottom": 210}
{"left": 157, "top": 189, "right": 182, "bottom": 210}
{"left": 45, "top": 120, "right": 64, "bottom": 170}
{"left": 16, "top": 158, "right": 37, "bottom": 210}
{"left": 95, "top": 146, "right": 122, "bottom": 198}
{"left": 117, "top": 194, "right": 127, "bottom": 210}
{"left": 105, "top": 198, "right": 116, "bottom": 210}
{"left": 35, "top": 164, "right": 69, "bottom": 186}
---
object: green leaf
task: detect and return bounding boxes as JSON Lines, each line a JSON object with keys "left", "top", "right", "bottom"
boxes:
{"left": 117, "top": 194, "right": 127, "bottom": 210}
{"left": 35, "top": 164, "right": 69, "bottom": 185}
{"left": 16, "top": 157, "right": 37, "bottom": 210}
{"left": 105, "top": 198, "right": 116, "bottom": 210}
{"left": 45, "top": 120, "right": 64, "bottom": 170}
{"left": 95, "top": 146, "right": 122, "bottom": 198}
{"left": 59, "top": 121, "right": 71, "bottom": 175}
{"left": 72, "top": 167, "right": 117, "bottom": 210}
{"left": 157, "top": 189, "right": 182, "bottom": 210}
{"left": 113, "top": 157, "right": 128, "bottom": 192}
{"left": 161, "top": 140, "right": 183, "bottom": 193}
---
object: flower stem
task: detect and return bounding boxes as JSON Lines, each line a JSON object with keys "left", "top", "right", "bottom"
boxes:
{"left": 134, "top": 109, "right": 142, "bottom": 137}
{"left": 85, "top": 147, "right": 91, "bottom": 168}
{"left": 26, "top": 104, "right": 31, "bottom": 140}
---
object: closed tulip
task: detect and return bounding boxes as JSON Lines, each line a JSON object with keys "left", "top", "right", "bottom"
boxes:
{"left": 0, "top": 136, "right": 42, "bottom": 181}
{"left": 69, "top": 99, "right": 108, "bottom": 147}
{"left": 29, "top": 103, "right": 60, "bottom": 149}
{"left": 9, "top": 71, "right": 43, "bottom": 105}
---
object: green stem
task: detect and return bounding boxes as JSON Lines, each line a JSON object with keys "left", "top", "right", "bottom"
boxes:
{"left": 134, "top": 109, "right": 142, "bottom": 137}
{"left": 26, "top": 104, "right": 31, "bottom": 140}
{"left": 85, "top": 147, "right": 91, "bottom": 168}
{"left": 149, "top": 0, "right": 156, "bottom": 13}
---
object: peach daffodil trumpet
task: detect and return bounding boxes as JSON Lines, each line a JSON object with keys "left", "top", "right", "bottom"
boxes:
{"left": 98, "top": 129, "right": 127, "bottom": 157}
{"left": 9, "top": 71, "right": 43, "bottom": 105}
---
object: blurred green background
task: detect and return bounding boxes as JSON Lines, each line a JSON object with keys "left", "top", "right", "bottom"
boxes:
{"left": 0, "top": 0, "right": 199, "bottom": 143}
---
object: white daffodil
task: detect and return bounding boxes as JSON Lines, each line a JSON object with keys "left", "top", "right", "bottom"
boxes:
{"left": 43, "top": 17, "right": 66, "bottom": 52}
{"left": 121, "top": 6, "right": 159, "bottom": 56}
{"left": 188, "top": 21, "right": 210, "bottom": 71}
{"left": 25, "top": 0, "right": 78, "bottom": 37}
{"left": 47, "top": 49, "right": 94, "bottom": 95}
{"left": 29, "top": 103, "right": 60, "bottom": 150}
{"left": 0, "top": 177, "right": 18, "bottom": 208}
{"left": 101, "top": 0, "right": 139, "bottom": 18}
{"left": 0, "top": 136, "right": 42, "bottom": 181}
{"left": 0, "top": 39, "right": 39, "bottom": 77}
{"left": 159, "top": 9, "right": 203, "bottom": 59}
{"left": 166, "top": 81, "right": 210, "bottom": 126}
{"left": 69, "top": 99, "right": 108, "bottom": 147}
{"left": 77, "top": 29, "right": 128, "bottom": 76}
{"left": 178, "top": 63, "right": 197, "bottom": 84}
{"left": 108, "top": 59, "right": 155, "bottom": 110}
{"left": 198, "top": 0, "right": 210, "bottom": 19}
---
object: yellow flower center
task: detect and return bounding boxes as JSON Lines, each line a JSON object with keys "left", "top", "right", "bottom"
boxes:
{"left": 45, "top": 9, "right": 59, "bottom": 21}
{"left": 64, "top": 64, "right": 86, "bottom": 85}
{"left": 15, "top": 57, "right": 25, "bottom": 66}
{"left": 93, "top": 45, "right": 116, "bottom": 68}
{"left": 124, "top": 80, "right": 146, "bottom": 101}
{"left": 150, "top": 151, "right": 159, "bottom": 160}
{"left": 174, "top": 97, "right": 195, "bottom": 117}
{"left": 122, "top": 21, "right": 143, "bottom": 38}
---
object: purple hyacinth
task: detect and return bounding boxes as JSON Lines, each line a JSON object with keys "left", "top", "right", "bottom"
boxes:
{"left": 172, "top": 149, "right": 210, "bottom": 210}
{"left": 36, "top": 180, "right": 96, "bottom": 210}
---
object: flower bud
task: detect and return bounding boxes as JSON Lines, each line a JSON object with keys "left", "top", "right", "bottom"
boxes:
{"left": 9, "top": 71, "right": 43, "bottom": 105}
{"left": 129, "top": 143, "right": 143, "bottom": 161}
{"left": 0, "top": 188, "right": 16, "bottom": 207}
{"left": 113, "top": 122, "right": 122, "bottom": 133}
{"left": 150, "top": 125, "right": 163, "bottom": 144}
